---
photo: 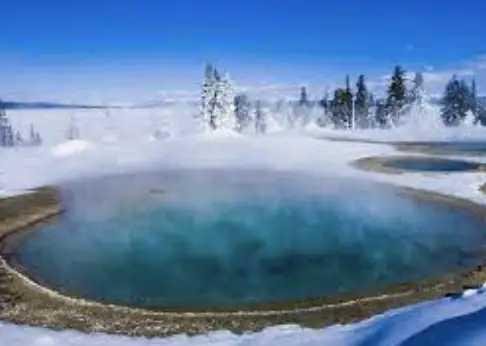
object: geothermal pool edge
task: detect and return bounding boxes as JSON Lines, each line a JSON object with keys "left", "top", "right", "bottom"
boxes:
{"left": 1, "top": 185, "right": 486, "bottom": 337}
{"left": 395, "top": 142, "right": 486, "bottom": 156}
{"left": 352, "top": 155, "right": 486, "bottom": 174}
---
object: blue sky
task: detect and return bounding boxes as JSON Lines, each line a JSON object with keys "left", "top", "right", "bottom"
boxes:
{"left": 1, "top": 0, "right": 485, "bottom": 103}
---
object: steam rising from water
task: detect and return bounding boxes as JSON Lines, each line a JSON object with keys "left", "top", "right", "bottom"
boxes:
{"left": 13, "top": 169, "right": 486, "bottom": 308}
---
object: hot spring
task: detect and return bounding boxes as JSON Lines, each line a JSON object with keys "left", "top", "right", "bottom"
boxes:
{"left": 9, "top": 169, "right": 486, "bottom": 310}
{"left": 398, "top": 141, "right": 486, "bottom": 156}
{"left": 383, "top": 157, "right": 480, "bottom": 172}
{"left": 434, "top": 141, "right": 486, "bottom": 153}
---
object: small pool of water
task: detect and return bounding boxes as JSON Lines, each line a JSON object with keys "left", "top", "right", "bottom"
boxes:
{"left": 403, "top": 141, "right": 486, "bottom": 155}
{"left": 11, "top": 169, "right": 486, "bottom": 309}
{"left": 432, "top": 141, "right": 486, "bottom": 153}
{"left": 385, "top": 158, "right": 479, "bottom": 172}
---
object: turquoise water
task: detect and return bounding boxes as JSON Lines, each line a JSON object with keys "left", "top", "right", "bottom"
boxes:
{"left": 13, "top": 169, "right": 486, "bottom": 309}
{"left": 386, "top": 158, "right": 478, "bottom": 172}
{"left": 432, "top": 141, "right": 486, "bottom": 153}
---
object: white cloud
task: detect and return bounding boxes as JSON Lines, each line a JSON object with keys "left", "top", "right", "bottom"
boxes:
{"left": 467, "top": 54, "right": 486, "bottom": 69}
{"left": 5, "top": 52, "right": 486, "bottom": 103}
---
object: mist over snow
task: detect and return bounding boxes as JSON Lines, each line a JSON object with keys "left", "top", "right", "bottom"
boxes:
{"left": 2, "top": 103, "right": 486, "bottom": 345}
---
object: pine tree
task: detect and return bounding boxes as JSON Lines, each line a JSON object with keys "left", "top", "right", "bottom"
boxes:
{"left": 342, "top": 76, "right": 354, "bottom": 128}
{"left": 0, "top": 101, "right": 14, "bottom": 147}
{"left": 30, "top": 123, "right": 42, "bottom": 146}
{"left": 254, "top": 100, "right": 267, "bottom": 134}
{"left": 355, "top": 75, "right": 371, "bottom": 128}
{"left": 212, "top": 71, "right": 236, "bottom": 130}
{"left": 440, "top": 75, "right": 471, "bottom": 126}
{"left": 293, "top": 86, "right": 312, "bottom": 126}
{"left": 317, "top": 93, "right": 330, "bottom": 127}
{"left": 199, "top": 63, "right": 216, "bottom": 131}
{"left": 319, "top": 93, "right": 328, "bottom": 110}
{"left": 234, "top": 93, "right": 252, "bottom": 132}
{"left": 470, "top": 78, "right": 486, "bottom": 125}
{"left": 410, "top": 72, "right": 425, "bottom": 105}
{"left": 330, "top": 88, "right": 351, "bottom": 129}
{"left": 298, "top": 86, "right": 310, "bottom": 107}
{"left": 386, "top": 65, "right": 407, "bottom": 126}
{"left": 375, "top": 100, "right": 389, "bottom": 128}
{"left": 470, "top": 78, "right": 478, "bottom": 123}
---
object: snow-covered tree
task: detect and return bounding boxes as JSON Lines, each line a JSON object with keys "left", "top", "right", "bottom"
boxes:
{"left": 329, "top": 77, "right": 353, "bottom": 129}
{"left": 375, "top": 100, "right": 389, "bottom": 128}
{"left": 254, "top": 100, "right": 267, "bottom": 134}
{"left": 199, "top": 63, "right": 216, "bottom": 131}
{"left": 409, "top": 72, "right": 425, "bottom": 106}
{"left": 355, "top": 75, "right": 372, "bottom": 128}
{"left": 0, "top": 102, "right": 14, "bottom": 147}
{"left": 440, "top": 75, "right": 471, "bottom": 126}
{"left": 234, "top": 93, "right": 252, "bottom": 132}
{"left": 291, "top": 87, "right": 312, "bottom": 127}
{"left": 317, "top": 93, "right": 331, "bottom": 127}
{"left": 469, "top": 78, "right": 479, "bottom": 124}
{"left": 199, "top": 65, "right": 237, "bottom": 132}
{"left": 213, "top": 72, "right": 236, "bottom": 130}
{"left": 29, "top": 123, "right": 42, "bottom": 146}
{"left": 399, "top": 71, "right": 431, "bottom": 127}
{"left": 386, "top": 65, "right": 407, "bottom": 126}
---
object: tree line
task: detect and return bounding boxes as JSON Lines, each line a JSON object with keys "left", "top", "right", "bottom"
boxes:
{"left": 199, "top": 63, "right": 485, "bottom": 133}
{"left": 0, "top": 100, "right": 42, "bottom": 147}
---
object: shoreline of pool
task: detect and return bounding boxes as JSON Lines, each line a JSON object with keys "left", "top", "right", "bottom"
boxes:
{"left": 1, "top": 184, "right": 486, "bottom": 337}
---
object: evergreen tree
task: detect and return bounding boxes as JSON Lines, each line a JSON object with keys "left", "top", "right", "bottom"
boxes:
{"left": 410, "top": 72, "right": 425, "bottom": 105}
{"left": 234, "top": 93, "right": 252, "bottom": 132}
{"left": 200, "top": 63, "right": 216, "bottom": 131}
{"left": 212, "top": 71, "right": 236, "bottom": 130}
{"left": 440, "top": 75, "right": 471, "bottom": 126}
{"left": 254, "top": 100, "right": 267, "bottom": 134}
{"left": 298, "top": 86, "right": 310, "bottom": 107}
{"left": 386, "top": 65, "right": 407, "bottom": 126}
{"left": 330, "top": 87, "right": 352, "bottom": 129}
{"left": 319, "top": 93, "right": 329, "bottom": 110}
{"left": 375, "top": 100, "right": 389, "bottom": 128}
{"left": 470, "top": 79, "right": 486, "bottom": 126}
{"left": 355, "top": 75, "right": 371, "bottom": 128}
{"left": 470, "top": 78, "right": 478, "bottom": 123}
{"left": 0, "top": 101, "right": 14, "bottom": 147}
{"left": 342, "top": 76, "right": 354, "bottom": 128}
{"left": 317, "top": 93, "right": 330, "bottom": 127}
{"left": 29, "top": 123, "right": 42, "bottom": 146}
{"left": 294, "top": 86, "right": 312, "bottom": 126}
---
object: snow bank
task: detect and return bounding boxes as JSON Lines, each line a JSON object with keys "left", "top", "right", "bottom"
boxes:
{"left": 51, "top": 140, "right": 95, "bottom": 157}
{"left": 198, "top": 127, "right": 243, "bottom": 139}
{"left": 2, "top": 287, "right": 486, "bottom": 345}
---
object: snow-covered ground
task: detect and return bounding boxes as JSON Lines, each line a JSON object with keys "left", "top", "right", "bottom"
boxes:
{"left": 2, "top": 107, "right": 486, "bottom": 345}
